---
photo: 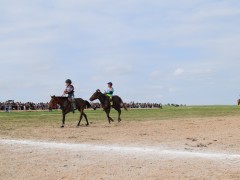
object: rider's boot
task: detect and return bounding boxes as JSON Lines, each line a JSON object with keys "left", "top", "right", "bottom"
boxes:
{"left": 110, "top": 97, "right": 113, "bottom": 106}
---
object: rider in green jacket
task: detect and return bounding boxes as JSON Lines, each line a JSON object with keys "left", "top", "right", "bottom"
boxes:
{"left": 105, "top": 82, "right": 114, "bottom": 107}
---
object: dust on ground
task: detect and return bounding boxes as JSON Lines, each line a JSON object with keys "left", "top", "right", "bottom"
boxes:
{"left": 1, "top": 117, "right": 240, "bottom": 179}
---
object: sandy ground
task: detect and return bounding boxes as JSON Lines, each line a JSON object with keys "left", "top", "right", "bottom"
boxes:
{"left": 1, "top": 116, "right": 240, "bottom": 179}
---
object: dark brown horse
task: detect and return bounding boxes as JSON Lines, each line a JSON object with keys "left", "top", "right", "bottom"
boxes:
{"left": 238, "top": 99, "right": 240, "bottom": 106}
{"left": 49, "top": 96, "right": 94, "bottom": 128}
{"left": 89, "top": 89, "right": 127, "bottom": 124}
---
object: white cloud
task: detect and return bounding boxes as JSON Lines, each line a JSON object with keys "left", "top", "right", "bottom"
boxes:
{"left": 174, "top": 68, "right": 185, "bottom": 76}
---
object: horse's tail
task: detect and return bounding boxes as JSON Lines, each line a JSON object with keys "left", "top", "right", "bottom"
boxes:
{"left": 119, "top": 97, "right": 128, "bottom": 111}
{"left": 85, "top": 100, "right": 92, "bottom": 109}
{"left": 123, "top": 103, "right": 128, "bottom": 111}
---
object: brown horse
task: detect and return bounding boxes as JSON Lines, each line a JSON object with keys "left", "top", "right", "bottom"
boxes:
{"left": 89, "top": 89, "right": 127, "bottom": 124}
{"left": 238, "top": 99, "right": 240, "bottom": 106}
{"left": 49, "top": 96, "right": 94, "bottom": 128}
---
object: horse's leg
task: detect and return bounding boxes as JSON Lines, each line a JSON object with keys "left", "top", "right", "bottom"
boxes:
{"left": 113, "top": 106, "right": 121, "bottom": 123}
{"left": 117, "top": 108, "right": 121, "bottom": 123}
{"left": 61, "top": 111, "right": 66, "bottom": 128}
{"left": 82, "top": 112, "right": 89, "bottom": 126}
{"left": 77, "top": 111, "right": 83, "bottom": 127}
{"left": 105, "top": 108, "right": 113, "bottom": 124}
{"left": 104, "top": 109, "right": 110, "bottom": 124}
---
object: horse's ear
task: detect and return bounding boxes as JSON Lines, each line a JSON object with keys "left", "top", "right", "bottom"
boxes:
{"left": 96, "top": 89, "right": 100, "bottom": 92}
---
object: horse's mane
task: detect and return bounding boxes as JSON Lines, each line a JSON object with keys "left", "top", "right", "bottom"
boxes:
{"left": 51, "top": 96, "right": 69, "bottom": 100}
{"left": 54, "top": 96, "right": 68, "bottom": 98}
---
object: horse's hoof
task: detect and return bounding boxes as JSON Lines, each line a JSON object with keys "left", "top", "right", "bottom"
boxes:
{"left": 61, "top": 126, "right": 65, "bottom": 128}
{"left": 86, "top": 124, "right": 89, "bottom": 126}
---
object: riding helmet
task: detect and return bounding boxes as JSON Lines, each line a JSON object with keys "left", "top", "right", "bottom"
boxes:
{"left": 107, "top": 82, "right": 113, "bottom": 86}
{"left": 65, "top": 79, "right": 72, "bottom": 84}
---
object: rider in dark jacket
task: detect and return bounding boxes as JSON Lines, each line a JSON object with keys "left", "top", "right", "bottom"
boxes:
{"left": 62, "top": 79, "right": 76, "bottom": 113}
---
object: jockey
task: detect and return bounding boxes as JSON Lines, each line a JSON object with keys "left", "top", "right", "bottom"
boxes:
{"left": 62, "top": 79, "right": 76, "bottom": 113}
{"left": 105, "top": 82, "right": 114, "bottom": 107}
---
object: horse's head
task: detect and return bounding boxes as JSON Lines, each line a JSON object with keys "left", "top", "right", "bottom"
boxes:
{"left": 48, "top": 95, "right": 58, "bottom": 111}
{"left": 89, "top": 89, "right": 102, "bottom": 101}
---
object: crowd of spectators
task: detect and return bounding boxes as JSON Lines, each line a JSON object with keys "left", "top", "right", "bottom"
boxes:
{"left": 0, "top": 101, "right": 49, "bottom": 112}
{"left": 126, "top": 102, "right": 163, "bottom": 109}
{"left": 0, "top": 100, "right": 185, "bottom": 112}
{"left": 85, "top": 102, "right": 163, "bottom": 109}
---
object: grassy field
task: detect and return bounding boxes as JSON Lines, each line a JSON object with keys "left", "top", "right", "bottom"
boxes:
{"left": 1, "top": 106, "right": 240, "bottom": 180}
{"left": 0, "top": 106, "right": 240, "bottom": 130}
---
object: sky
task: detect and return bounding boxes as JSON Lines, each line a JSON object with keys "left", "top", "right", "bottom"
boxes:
{"left": 0, "top": 0, "right": 240, "bottom": 105}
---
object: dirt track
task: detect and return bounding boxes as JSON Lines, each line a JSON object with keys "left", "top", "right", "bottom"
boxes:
{"left": 1, "top": 117, "right": 240, "bottom": 179}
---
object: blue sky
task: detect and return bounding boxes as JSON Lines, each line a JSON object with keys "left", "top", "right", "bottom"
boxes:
{"left": 0, "top": 0, "right": 240, "bottom": 105}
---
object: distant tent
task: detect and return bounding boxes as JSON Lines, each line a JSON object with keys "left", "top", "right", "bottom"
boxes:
{"left": 6, "top": 100, "right": 14, "bottom": 103}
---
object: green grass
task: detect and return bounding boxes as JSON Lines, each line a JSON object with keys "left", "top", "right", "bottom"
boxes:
{"left": 0, "top": 106, "right": 240, "bottom": 128}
